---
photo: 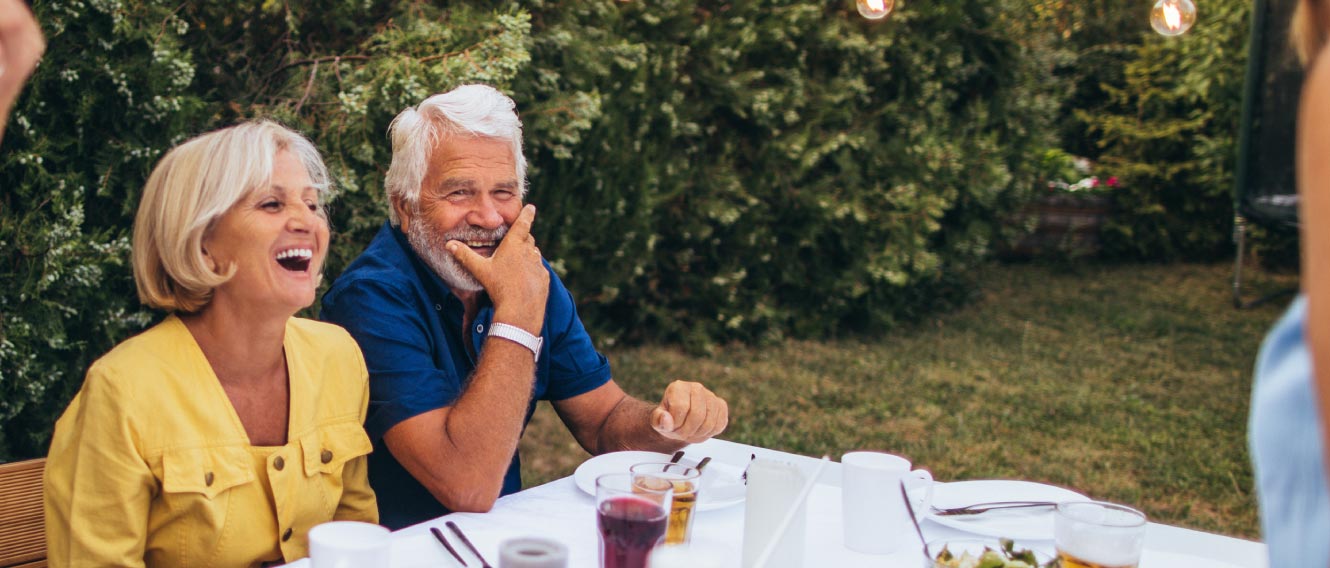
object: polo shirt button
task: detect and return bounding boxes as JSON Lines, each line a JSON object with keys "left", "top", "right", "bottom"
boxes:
{"left": 274, "top": 456, "right": 285, "bottom": 471}
{"left": 282, "top": 528, "right": 293, "bottom": 542}
{"left": 435, "top": 304, "right": 442, "bottom": 311}
{"left": 476, "top": 324, "right": 484, "bottom": 333}
{"left": 204, "top": 472, "right": 214, "bottom": 486}
{"left": 321, "top": 449, "right": 333, "bottom": 464}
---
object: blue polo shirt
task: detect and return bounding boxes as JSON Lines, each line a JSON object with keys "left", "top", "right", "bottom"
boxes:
{"left": 320, "top": 222, "right": 612, "bottom": 529}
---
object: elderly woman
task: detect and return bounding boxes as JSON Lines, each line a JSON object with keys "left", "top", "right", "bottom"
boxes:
{"left": 43, "top": 121, "right": 377, "bottom": 566}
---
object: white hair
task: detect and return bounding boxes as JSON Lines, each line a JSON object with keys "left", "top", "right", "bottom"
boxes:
{"left": 383, "top": 84, "right": 527, "bottom": 225}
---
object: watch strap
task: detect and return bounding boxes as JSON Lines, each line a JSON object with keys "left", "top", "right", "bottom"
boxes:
{"left": 488, "top": 322, "right": 543, "bottom": 362}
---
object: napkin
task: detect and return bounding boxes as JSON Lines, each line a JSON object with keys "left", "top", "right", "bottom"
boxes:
{"left": 741, "top": 459, "right": 809, "bottom": 568}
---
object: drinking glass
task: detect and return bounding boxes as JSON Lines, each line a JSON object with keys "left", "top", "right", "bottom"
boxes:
{"left": 595, "top": 472, "right": 672, "bottom": 568}
{"left": 1054, "top": 501, "right": 1147, "bottom": 568}
{"left": 629, "top": 462, "right": 701, "bottom": 545}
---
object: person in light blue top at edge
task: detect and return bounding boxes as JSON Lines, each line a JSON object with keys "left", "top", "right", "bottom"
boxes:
{"left": 1250, "top": 1, "right": 1330, "bottom": 565}
{"left": 320, "top": 84, "right": 731, "bottom": 530}
{"left": 1251, "top": 297, "right": 1330, "bottom": 566}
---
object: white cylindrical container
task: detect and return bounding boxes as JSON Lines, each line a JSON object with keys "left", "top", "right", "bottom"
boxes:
{"left": 498, "top": 537, "right": 569, "bottom": 568}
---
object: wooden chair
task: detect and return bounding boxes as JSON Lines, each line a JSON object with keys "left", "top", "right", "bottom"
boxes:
{"left": 0, "top": 458, "right": 46, "bottom": 568}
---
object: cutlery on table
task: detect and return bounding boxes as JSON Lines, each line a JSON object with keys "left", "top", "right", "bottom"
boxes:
{"left": 661, "top": 450, "right": 686, "bottom": 472}
{"left": 430, "top": 526, "right": 468, "bottom": 566}
{"left": 740, "top": 453, "right": 756, "bottom": 485}
{"left": 931, "top": 501, "right": 1058, "bottom": 516}
{"left": 900, "top": 480, "right": 928, "bottom": 547}
{"left": 447, "top": 520, "right": 494, "bottom": 568}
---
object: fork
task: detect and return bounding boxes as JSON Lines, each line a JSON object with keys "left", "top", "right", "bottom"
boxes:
{"left": 930, "top": 501, "right": 1058, "bottom": 516}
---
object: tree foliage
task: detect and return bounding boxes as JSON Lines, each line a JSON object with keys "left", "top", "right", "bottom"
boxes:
{"left": 1073, "top": 0, "right": 1252, "bottom": 259}
{"left": 1, "top": 0, "right": 1085, "bottom": 460}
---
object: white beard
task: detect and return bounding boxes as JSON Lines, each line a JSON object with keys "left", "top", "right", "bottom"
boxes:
{"left": 406, "top": 217, "right": 507, "bottom": 294}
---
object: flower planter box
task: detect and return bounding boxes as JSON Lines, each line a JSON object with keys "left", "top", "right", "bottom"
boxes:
{"left": 1004, "top": 194, "right": 1112, "bottom": 258}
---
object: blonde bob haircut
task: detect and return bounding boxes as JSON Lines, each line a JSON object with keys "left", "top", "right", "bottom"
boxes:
{"left": 1293, "top": 0, "right": 1329, "bottom": 65}
{"left": 132, "top": 120, "right": 331, "bottom": 313}
{"left": 383, "top": 84, "right": 527, "bottom": 226}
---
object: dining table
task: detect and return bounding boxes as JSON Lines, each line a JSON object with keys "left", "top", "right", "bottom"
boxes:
{"left": 286, "top": 437, "right": 1268, "bottom": 568}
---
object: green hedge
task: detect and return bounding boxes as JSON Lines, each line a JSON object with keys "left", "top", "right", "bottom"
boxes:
{"left": 1070, "top": 0, "right": 1254, "bottom": 260}
{"left": 1, "top": 0, "right": 1060, "bottom": 460}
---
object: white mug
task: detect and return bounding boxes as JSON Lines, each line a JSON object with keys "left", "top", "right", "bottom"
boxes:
{"left": 309, "top": 521, "right": 391, "bottom": 568}
{"left": 840, "top": 451, "right": 934, "bottom": 554}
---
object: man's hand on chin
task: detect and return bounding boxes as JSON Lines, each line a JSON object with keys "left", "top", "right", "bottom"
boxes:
{"left": 650, "top": 380, "right": 729, "bottom": 444}
{"left": 446, "top": 203, "right": 549, "bottom": 332}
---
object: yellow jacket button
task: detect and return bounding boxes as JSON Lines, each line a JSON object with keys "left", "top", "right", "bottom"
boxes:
{"left": 274, "top": 456, "right": 285, "bottom": 471}
{"left": 320, "top": 450, "right": 333, "bottom": 464}
{"left": 205, "top": 472, "right": 214, "bottom": 486}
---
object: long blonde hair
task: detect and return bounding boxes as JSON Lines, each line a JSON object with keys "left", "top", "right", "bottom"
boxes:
{"left": 1293, "top": 0, "right": 1328, "bottom": 65}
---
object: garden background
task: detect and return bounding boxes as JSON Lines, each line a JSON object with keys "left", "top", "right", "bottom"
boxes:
{"left": 0, "top": 0, "right": 1287, "bottom": 538}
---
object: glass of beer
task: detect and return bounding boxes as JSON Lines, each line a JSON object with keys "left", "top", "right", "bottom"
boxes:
{"left": 630, "top": 462, "right": 701, "bottom": 545}
{"left": 1054, "top": 501, "right": 1147, "bottom": 568}
{"left": 597, "top": 473, "right": 672, "bottom": 568}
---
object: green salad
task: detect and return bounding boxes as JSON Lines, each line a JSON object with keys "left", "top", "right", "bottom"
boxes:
{"left": 932, "top": 538, "right": 1056, "bottom": 568}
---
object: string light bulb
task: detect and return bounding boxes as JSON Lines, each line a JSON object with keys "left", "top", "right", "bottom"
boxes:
{"left": 1150, "top": 0, "right": 1196, "bottom": 36}
{"left": 856, "top": 0, "right": 895, "bottom": 20}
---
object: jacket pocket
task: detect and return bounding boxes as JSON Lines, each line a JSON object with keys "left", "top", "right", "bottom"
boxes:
{"left": 161, "top": 446, "right": 255, "bottom": 499}
{"left": 300, "top": 421, "right": 372, "bottom": 478}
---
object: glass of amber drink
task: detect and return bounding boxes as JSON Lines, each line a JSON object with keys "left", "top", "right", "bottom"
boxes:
{"left": 1054, "top": 501, "right": 1147, "bottom": 568}
{"left": 630, "top": 463, "right": 701, "bottom": 545}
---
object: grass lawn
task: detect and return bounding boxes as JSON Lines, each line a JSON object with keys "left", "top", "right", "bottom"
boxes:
{"left": 519, "top": 261, "right": 1298, "bottom": 539}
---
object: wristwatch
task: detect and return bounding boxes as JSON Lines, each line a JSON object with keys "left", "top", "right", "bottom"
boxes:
{"left": 488, "top": 322, "right": 543, "bottom": 362}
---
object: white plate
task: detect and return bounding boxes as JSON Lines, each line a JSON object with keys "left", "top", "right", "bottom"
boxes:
{"left": 1141, "top": 549, "right": 1247, "bottom": 568}
{"left": 924, "top": 479, "right": 1088, "bottom": 540}
{"left": 573, "top": 451, "right": 746, "bottom": 511}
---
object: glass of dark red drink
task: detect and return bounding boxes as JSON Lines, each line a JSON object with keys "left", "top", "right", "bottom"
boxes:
{"left": 595, "top": 472, "right": 672, "bottom": 568}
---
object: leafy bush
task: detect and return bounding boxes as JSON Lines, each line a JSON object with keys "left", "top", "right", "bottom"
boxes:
{"left": 0, "top": 0, "right": 208, "bottom": 460}
{"left": 0, "top": 0, "right": 1057, "bottom": 459}
{"left": 1075, "top": 0, "right": 1252, "bottom": 260}
{"left": 0, "top": 0, "right": 536, "bottom": 460}
{"left": 514, "top": 0, "right": 1057, "bottom": 349}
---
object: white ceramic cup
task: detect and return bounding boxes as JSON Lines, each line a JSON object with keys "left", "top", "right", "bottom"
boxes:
{"left": 309, "top": 521, "right": 391, "bottom": 568}
{"left": 840, "top": 451, "right": 934, "bottom": 554}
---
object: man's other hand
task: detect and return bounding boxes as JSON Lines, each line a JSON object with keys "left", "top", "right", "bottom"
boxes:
{"left": 650, "top": 380, "right": 729, "bottom": 443}
{"left": 446, "top": 203, "right": 549, "bottom": 333}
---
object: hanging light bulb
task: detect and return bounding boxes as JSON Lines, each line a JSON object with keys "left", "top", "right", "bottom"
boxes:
{"left": 856, "top": 0, "right": 895, "bottom": 20}
{"left": 1150, "top": 0, "right": 1197, "bottom": 36}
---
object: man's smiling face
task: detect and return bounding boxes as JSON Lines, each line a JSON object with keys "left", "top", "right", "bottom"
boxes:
{"left": 397, "top": 135, "right": 522, "bottom": 292}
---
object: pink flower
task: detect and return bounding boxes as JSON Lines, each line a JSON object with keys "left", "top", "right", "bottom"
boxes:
{"left": 1089, "top": 177, "right": 1100, "bottom": 187}
{"left": 1107, "top": 176, "right": 1119, "bottom": 187}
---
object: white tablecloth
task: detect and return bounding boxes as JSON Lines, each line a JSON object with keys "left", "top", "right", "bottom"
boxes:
{"left": 293, "top": 438, "right": 1269, "bottom": 567}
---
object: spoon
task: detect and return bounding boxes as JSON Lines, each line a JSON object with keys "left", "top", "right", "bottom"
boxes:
{"left": 900, "top": 480, "right": 928, "bottom": 550}
{"left": 665, "top": 450, "right": 685, "bottom": 472}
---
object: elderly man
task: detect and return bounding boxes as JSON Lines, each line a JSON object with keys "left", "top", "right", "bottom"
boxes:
{"left": 321, "top": 84, "right": 729, "bottom": 529}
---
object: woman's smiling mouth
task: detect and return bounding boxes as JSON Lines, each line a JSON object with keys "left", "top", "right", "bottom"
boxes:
{"left": 275, "top": 247, "right": 313, "bottom": 272}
